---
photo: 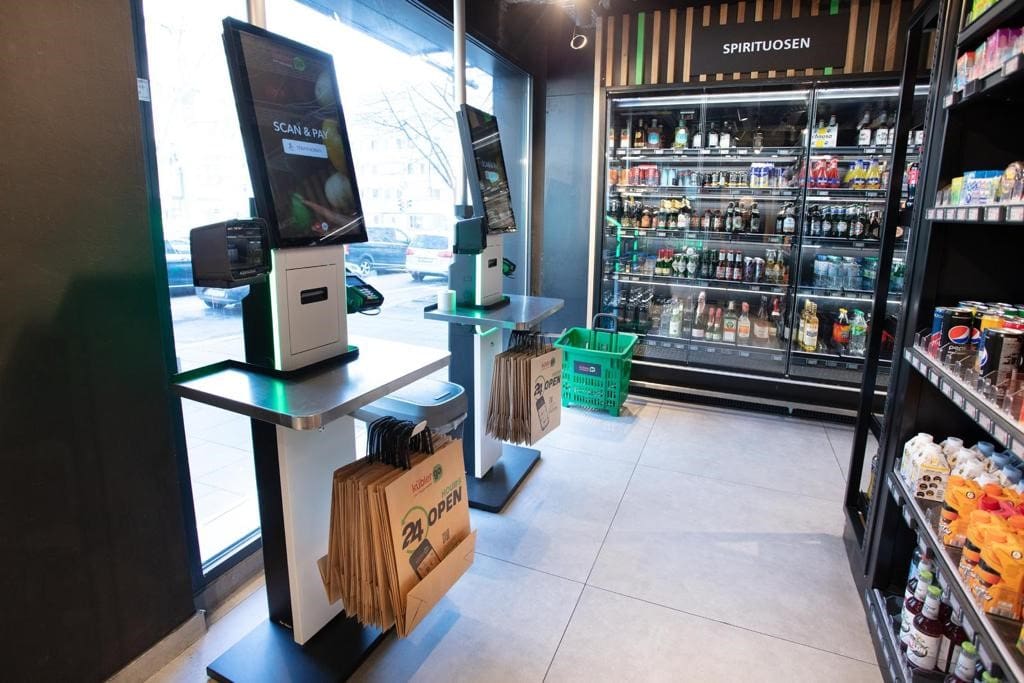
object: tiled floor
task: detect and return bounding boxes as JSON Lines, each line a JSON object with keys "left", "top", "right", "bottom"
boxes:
{"left": 151, "top": 397, "right": 879, "bottom": 682}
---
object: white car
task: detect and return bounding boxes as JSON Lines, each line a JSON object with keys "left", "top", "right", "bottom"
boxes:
{"left": 405, "top": 233, "right": 453, "bottom": 281}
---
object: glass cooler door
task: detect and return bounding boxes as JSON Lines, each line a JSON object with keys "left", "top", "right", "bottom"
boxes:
{"left": 600, "top": 87, "right": 811, "bottom": 378}
{"left": 787, "top": 85, "right": 927, "bottom": 389}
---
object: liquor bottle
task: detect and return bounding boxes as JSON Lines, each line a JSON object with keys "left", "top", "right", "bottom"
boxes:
{"left": 848, "top": 205, "right": 864, "bottom": 239}
{"left": 712, "top": 209, "right": 723, "bottom": 232}
{"left": 732, "top": 251, "right": 744, "bottom": 281}
{"left": 693, "top": 123, "right": 704, "bottom": 148}
{"left": 754, "top": 296, "right": 771, "bottom": 346}
{"left": 737, "top": 302, "right": 752, "bottom": 344}
{"left": 821, "top": 206, "right": 834, "bottom": 237}
{"left": 725, "top": 202, "right": 735, "bottom": 233}
{"left": 770, "top": 296, "right": 783, "bottom": 344}
{"left": 800, "top": 301, "right": 819, "bottom": 352}
{"left": 775, "top": 204, "right": 787, "bottom": 233}
{"left": 944, "top": 642, "right": 978, "bottom": 683}
{"left": 810, "top": 206, "right": 823, "bottom": 236}
{"left": 733, "top": 201, "right": 746, "bottom": 233}
{"left": 753, "top": 120, "right": 765, "bottom": 151}
{"left": 907, "top": 585, "right": 945, "bottom": 671}
{"left": 701, "top": 209, "right": 712, "bottom": 230}
{"left": 673, "top": 114, "right": 689, "bottom": 148}
{"left": 706, "top": 307, "right": 718, "bottom": 341}
{"left": 619, "top": 126, "right": 631, "bottom": 149}
{"left": 668, "top": 302, "right": 682, "bottom": 337}
{"left": 692, "top": 292, "right": 707, "bottom": 340}
{"left": 849, "top": 309, "right": 867, "bottom": 356}
{"left": 720, "top": 121, "right": 732, "bottom": 148}
{"left": 833, "top": 308, "right": 851, "bottom": 349}
{"left": 715, "top": 251, "right": 727, "bottom": 280}
{"left": 647, "top": 117, "right": 662, "bottom": 148}
{"left": 835, "top": 206, "right": 849, "bottom": 238}
{"left": 873, "top": 111, "right": 889, "bottom": 146}
{"left": 749, "top": 202, "right": 761, "bottom": 233}
{"left": 713, "top": 307, "right": 724, "bottom": 342}
{"left": 827, "top": 114, "right": 838, "bottom": 146}
{"left": 869, "top": 211, "right": 881, "bottom": 239}
{"left": 900, "top": 568, "right": 934, "bottom": 650}
{"left": 782, "top": 203, "right": 797, "bottom": 235}
{"left": 608, "top": 127, "right": 617, "bottom": 148}
{"left": 708, "top": 122, "right": 720, "bottom": 148}
{"left": 633, "top": 118, "right": 647, "bottom": 148}
{"left": 641, "top": 206, "right": 652, "bottom": 229}
{"left": 722, "top": 302, "right": 738, "bottom": 343}
{"left": 857, "top": 109, "right": 872, "bottom": 146}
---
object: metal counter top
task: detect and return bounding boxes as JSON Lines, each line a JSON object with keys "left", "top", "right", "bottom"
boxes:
{"left": 170, "top": 338, "right": 450, "bottom": 431}
{"left": 424, "top": 294, "right": 564, "bottom": 330}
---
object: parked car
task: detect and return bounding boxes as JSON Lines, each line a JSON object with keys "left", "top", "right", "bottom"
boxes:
{"left": 165, "top": 239, "right": 194, "bottom": 295}
{"left": 345, "top": 227, "right": 410, "bottom": 275}
{"left": 405, "top": 233, "right": 453, "bottom": 281}
{"left": 197, "top": 264, "right": 360, "bottom": 312}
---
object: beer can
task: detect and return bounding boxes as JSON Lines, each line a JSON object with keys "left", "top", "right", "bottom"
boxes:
{"left": 753, "top": 257, "right": 766, "bottom": 282}
{"left": 978, "top": 328, "right": 1024, "bottom": 382}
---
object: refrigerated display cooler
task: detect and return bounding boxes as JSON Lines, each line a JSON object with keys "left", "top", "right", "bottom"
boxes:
{"left": 592, "top": 81, "right": 928, "bottom": 412}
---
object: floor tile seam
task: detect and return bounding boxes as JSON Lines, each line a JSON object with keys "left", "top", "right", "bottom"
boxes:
{"left": 632, "top": 461, "right": 845, "bottom": 504}
{"left": 583, "top": 584, "right": 879, "bottom": 667}
{"left": 533, "top": 441, "right": 642, "bottom": 467}
{"left": 471, "top": 551, "right": 587, "bottom": 586}
{"left": 821, "top": 425, "right": 847, "bottom": 477}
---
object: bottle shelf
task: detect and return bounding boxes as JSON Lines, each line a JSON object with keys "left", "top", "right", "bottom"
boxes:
{"left": 946, "top": 55, "right": 1024, "bottom": 109}
{"left": 604, "top": 226, "right": 794, "bottom": 246}
{"left": 866, "top": 587, "right": 914, "bottom": 683}
{"left": 610, "top": 185, "right": 801, "bottom": 201}
{"left": 905, "top": 343, "right": 1024, "bottom": 451}
{"left": 794, "top": 287, "right": 903, "bottom": 304}
{"left": 808, "top": 145, "right": 923, "bottom": 158}
{"left": 798, "top": 236, "right": 894, "bottom": 251}
{"left": 926, "top": 203, "right": 1024, "bottom": 225}
{"left": 789, "top": 347, "right": 885, "bottom": 369}
{"left": 957, "top": 0, "right": 1024, "bottom": 49}
{"left": 605, "top": 272, "right": 790, "bottom": 296}
{"left": 886, "top": 471, "right": 1024, "bottom": 681}
{"left": 805, "top": 188, "right": 888, "bottom": 202}
{"left": 609, "top": 146, "right": 804, "bottom": 161}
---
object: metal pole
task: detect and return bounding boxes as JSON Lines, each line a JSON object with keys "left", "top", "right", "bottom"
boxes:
{"left": 454, "top": 0, "right": 468, "bottom": 207}
{"left": 247, "top": 0, "right": 266, "bottom": 28}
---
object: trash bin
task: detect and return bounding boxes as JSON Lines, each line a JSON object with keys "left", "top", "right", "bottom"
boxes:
{"left": 353, "top": 378, "right": 468, "bottom": 438}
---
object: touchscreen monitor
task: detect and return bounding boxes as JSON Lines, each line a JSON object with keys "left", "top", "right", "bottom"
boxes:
{"left": 457, "top": 104, "right": 517, "bottom": 235}
{"left": 223, "top": 18, "right": 367, "bottom": 248}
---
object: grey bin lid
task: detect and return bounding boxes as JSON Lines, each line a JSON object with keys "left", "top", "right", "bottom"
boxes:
{"left": 353, "top": 378, "right": 467, "bottom": 432}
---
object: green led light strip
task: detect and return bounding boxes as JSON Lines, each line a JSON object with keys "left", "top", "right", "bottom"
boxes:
{"left": 635, "top": 12, "right": 645, "bottom": 85}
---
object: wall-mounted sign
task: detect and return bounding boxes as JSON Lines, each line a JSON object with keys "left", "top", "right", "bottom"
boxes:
{"left": 690, "top": 10, "right": 850, "bottom": 73}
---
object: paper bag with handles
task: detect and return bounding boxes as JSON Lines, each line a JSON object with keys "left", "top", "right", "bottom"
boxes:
{"left": 529, "top": 347, "right": 562, "bottom": 444}
{"left": 382, "top": 438, "right": 474, "bottom": 636}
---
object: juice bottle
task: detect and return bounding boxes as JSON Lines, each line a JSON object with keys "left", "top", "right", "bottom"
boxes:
{"left": 907, "top": 585, "right": 945, "bottom": 670}
{"left": 866, "top": 159, "right": 882, "bottom": 190}
{"left": 944, "top": 641, "right": 978, "bottom": 682}
{"left": 900, "top": 568, "right": 933, "bottom": 649}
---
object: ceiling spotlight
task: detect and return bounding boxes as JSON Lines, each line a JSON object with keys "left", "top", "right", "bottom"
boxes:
{"left": 570, "top": 26, "right": 588, "bottom": 50}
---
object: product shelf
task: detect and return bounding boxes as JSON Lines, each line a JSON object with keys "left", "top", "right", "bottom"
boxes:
{"left": 957, "top": 0, "right": 1024, "bottom": 49}
{"left": 799, "top": 235, "right": 889, "bottom": 250}
{"left": 905, "top": 344, "right": 1024, "bottom": 451}
{"left": 604, "top": 226, "right": 794, "bottom": 246}
{"left": 605, "top": 272, "right": 790, "bottom": 296}
{"left": 805, "top": 188, "right": 889, "bottom": 202}
{"left": 887, "top": 471, "right": 1024, "bottom": 680}
{"left": 866, "top": 587, "right": 913, "bottom": 683}
{"left": 794, "top": 286, "right": 903, "bottom": 304}
{"left": 946, "top": 55, "right": 1024, "bottom": 109}
{"left": 808, "top": 145, "right": 923, "bottom": 159}
{"left": 610, "top": 185, "right": 801, "bottom": 201}
{"left": 609, "top": 146, "right": 804, "bottom": 161}
{"left": 925, "top": 203, "right": 1024, "bottom": 225}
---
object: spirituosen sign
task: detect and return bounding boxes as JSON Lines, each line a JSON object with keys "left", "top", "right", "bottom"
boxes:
{"left": 690, "top": 9, "right": 850, "bottom": 73}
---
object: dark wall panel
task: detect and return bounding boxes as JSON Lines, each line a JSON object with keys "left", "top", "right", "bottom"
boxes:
{"left": 0, "top": 1, "right": 194, "bottom": 679}
{"left": 540, "top": 17, "right": 596, "bottom": 334}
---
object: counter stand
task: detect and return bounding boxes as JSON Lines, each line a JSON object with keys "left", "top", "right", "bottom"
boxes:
{"left": 171, "top": 338, "right": 450, "bottom": 682}
{"left": 425, "top": 294, "right": 564, "bottom": 512}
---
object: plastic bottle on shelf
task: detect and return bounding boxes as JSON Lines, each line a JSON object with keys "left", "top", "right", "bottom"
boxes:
{"left": 833, "top": 308, "right": 851, "bottom": 349}
{"left": 849, "top": 310, "right": 868, "bottom": 356}
{"left": 943, "top": 641, "right": 978, "bottom": 683}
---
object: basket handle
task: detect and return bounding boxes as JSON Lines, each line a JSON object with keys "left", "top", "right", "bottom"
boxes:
{"left": 591, "top": 313, "right": 618, "bottom": 351}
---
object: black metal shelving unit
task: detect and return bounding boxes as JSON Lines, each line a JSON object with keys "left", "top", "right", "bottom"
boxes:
{"left": 849, "top": 0, "right": 1024, "bottom": 679}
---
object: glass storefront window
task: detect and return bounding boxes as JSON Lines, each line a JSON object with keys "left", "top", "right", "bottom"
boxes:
{"left": 144, "top": 0, "right": 259, "bottom": 565}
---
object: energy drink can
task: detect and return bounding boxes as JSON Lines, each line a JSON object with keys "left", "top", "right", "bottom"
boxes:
{"left": 978, "top": 328, "right": 1024, "bottom": 383}
{"left": 980, "top": 311, "right": 1005, "bottom": 334}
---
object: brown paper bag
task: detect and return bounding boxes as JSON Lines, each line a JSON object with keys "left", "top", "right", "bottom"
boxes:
{"left": 529, "top": 347, "right": 562, "bottom": 444}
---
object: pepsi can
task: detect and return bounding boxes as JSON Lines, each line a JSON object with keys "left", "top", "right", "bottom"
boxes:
{"left": 932, "top": 307, "right": 951, "bottom": 337}
{"left": 978, "top": 328, "right": 1024, "bottom": 383}
{"left": 942, "top": 307, "right": 975, "bottom": 357}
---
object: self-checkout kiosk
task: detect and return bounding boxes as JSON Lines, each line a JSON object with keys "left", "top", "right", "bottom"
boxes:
{"left": 170, "top": 19, "right": 451, "bottom": 681}
{"left": 424, "top": 103, "right": 564, "bottom": 512}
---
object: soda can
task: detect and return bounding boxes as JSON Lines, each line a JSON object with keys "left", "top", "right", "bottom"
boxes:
{"left": 980, "top": 311, "right": 1005, "bottom": 334}
{"left": 959, "top": 300, "right": 987, "bottom": 312}
{"left": 1004, "top": 315, "right": 1024, "bottom": 331}
{"left": 932, "top": 306, "right": 951, "bottom": 338}
{"left": 978, "top": 328, "right": 1024, "bottom": 383}
{"left": 939, "top": 307, "right": 974, "bottom": 351}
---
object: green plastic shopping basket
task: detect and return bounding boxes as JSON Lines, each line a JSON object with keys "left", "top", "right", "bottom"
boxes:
{"left": 554, "top": 314, "right": 638, "bottom": 416}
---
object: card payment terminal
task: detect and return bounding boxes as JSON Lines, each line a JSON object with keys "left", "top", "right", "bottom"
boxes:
{"left": 345, "top": 274, "right": 384, "bottom": 313}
